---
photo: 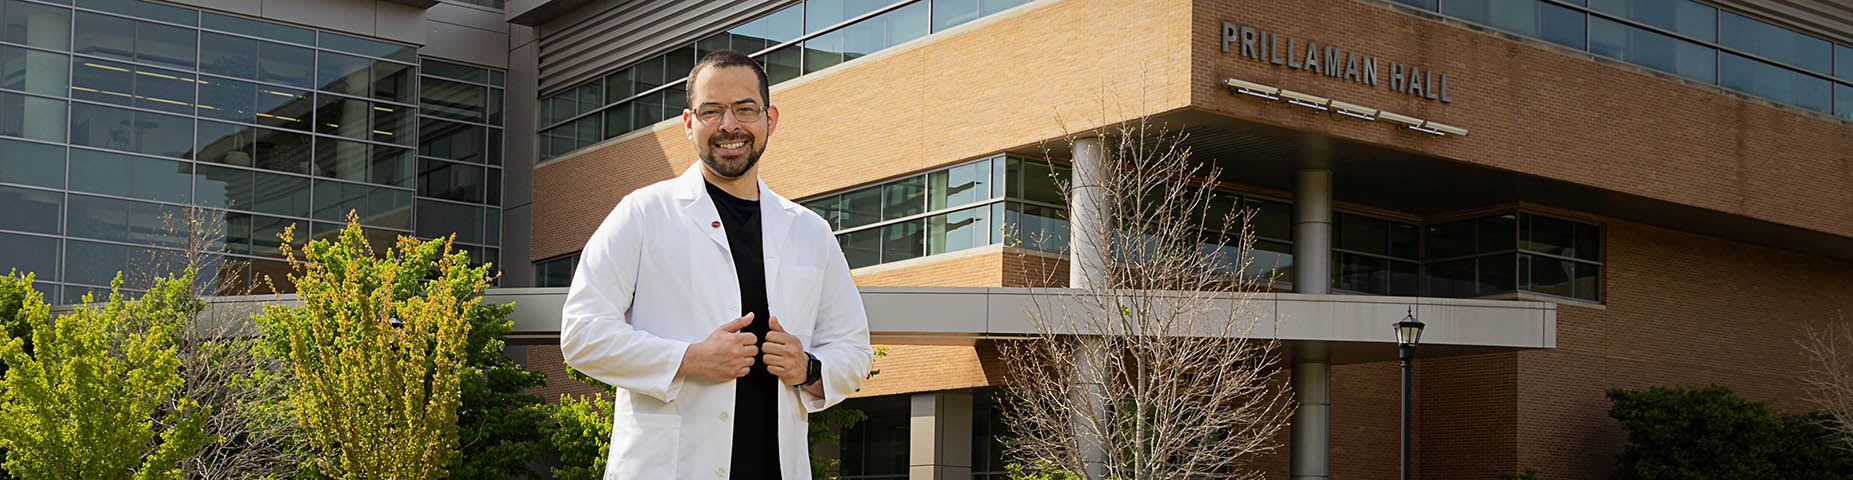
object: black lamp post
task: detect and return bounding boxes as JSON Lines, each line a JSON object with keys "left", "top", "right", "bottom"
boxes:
{"left": 1394, "top": 307, "right": 1425, "bottom": 480}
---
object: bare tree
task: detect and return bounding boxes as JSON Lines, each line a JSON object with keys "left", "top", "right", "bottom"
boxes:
{"left": 1801, "top": 315, "right": 1853, "bottom": 453}
{"left": 997, "top": 92, "right": 1294, "bottom": 480}
{"left": 120, "top": 206, "right": 308, "bottom": 479}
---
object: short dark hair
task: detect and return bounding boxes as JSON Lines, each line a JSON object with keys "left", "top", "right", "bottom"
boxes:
{"left": 686, "top": 49, "right": 771, "bottom": 108}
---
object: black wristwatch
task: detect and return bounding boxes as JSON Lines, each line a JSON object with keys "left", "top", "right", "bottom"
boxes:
{"left": 796, "top": 352, "right": 822, "bottom": 387}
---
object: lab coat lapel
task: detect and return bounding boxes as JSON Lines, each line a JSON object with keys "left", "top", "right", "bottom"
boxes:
{"left": 758, "top": 178, "right": 793, "bottom": 303}
{"left": 674, "top": 166, "right": 729, "bottom": 253}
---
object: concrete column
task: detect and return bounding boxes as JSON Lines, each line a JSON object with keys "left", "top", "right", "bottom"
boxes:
{"left": 909, "top": 390, "right": 974, "bottom": 480}
{"left": 1290, "top": 136, "right": 1333, "bottom": 480}
{"left": 1068, "top": 136, "right": 1107, "bottom": 290}
{"left": 1067, "top": 136, "right": 1110, "bottom": 479}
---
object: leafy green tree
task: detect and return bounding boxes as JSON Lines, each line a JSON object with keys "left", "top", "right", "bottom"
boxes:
{"left": 0, "top": 271, "right": 217, "bottom": 479}
{"left": 1607, "top": 384, "right": 1853, "bottom": 480}
{"left": 0, "top": 271, "right": 39, "bottom": 480}
{"left": 257, "top": 220, "right": 484, "bottom": 479}
{"left": 451, "top": 300, "right": 551, "bottom": 480}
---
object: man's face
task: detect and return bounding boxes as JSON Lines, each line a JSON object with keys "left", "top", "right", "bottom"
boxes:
{"left": 684, "top": 66, "right": 778, "bottom": 179}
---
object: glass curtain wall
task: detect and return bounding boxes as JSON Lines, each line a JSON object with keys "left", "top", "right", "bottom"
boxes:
{"left": 0, "top": 0, "right": 505, "bottom": 302}
{"left": 537, "top": 0, "right": 1030, "bottom": 161}
{"left": 1396, "top": 0, "right": 1853, "bottom": 120}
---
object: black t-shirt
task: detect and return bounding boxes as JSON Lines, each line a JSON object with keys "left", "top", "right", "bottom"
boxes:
{"left": 706, "top": 180, "right": 781, "bottom": 480}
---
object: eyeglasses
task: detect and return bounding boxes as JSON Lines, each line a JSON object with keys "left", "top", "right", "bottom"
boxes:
{"left": 693, "top": 103, "right": 766, "bottom": 124}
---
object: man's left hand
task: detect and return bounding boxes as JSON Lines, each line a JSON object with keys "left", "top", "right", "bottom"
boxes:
{"left": 764, "top": 316, "right": 807, "bottom": 386}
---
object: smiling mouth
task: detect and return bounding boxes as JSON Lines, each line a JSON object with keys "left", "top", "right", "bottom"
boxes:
{"left": 716, "top": 141, "right": 746, "bottom": 149}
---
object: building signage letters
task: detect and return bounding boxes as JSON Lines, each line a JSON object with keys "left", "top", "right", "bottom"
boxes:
{"left": 1221, "top": 21, "right": 1454, "bottom": 103}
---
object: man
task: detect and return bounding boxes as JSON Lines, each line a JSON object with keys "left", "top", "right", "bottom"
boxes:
{"left": 560, "top": 50, "right": 873, "bottom": 480}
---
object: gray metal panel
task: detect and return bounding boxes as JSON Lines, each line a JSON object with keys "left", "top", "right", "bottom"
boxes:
{"left": 534, "top": 0, "right": 798, "bottom": 95}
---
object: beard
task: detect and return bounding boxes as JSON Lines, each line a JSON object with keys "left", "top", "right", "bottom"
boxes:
{"left": 699, "top": 131, "right": 765, "bottom": 179}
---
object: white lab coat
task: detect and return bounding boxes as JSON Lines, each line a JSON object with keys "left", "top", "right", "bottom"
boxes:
{"left": 560, "top": 165, "right": 874, "bottom": 480}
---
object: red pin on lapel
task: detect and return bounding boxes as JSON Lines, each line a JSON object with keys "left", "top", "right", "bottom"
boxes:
{"left": 712, "top": 221, "right": 721, "bottom": 229}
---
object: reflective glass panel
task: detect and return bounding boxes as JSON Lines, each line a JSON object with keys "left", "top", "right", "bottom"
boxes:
{"left": 1335, "top": 213, "right": 1388, "bottom": 256}
{"left": 373, "top": 103, "right": 413, "bottom": 144}
{"left": 1720, "top": 52, "right": 1833, "bottom": 113}
{"left": 418, "top": 158, "right": 484, "bottom": 203}
{"left": 258, "top": 41, "right": 313, "bottom": 88}
{"left": 0, "top": 138, "right": 63, "bottom": 188}
{"left": 372, "top": 145, "right": 413, "bottom": 188}
{"left": 416, "top": 199, "right": 482, "bottom": 244}
{"left": 928, "top": 159, "right": 990, "bottom": 210}
{"left": 422, "top": 58, "right": 485, "bottom": 83}
{"left": 926, "top": 205, "right": 989, "bottom": 255}
{"left": 764, "top": 44, "right": 801, "bottom": 84}
{"left": 317, "top": 51, "right": 370, "bottom": 96}
{"left": 135, "top": 19, "right": 194, "bottom": 70}
{"left": 373, "top": 60, "right": 414, "bottom": 103}
{"left": 315, "top": 93, "right": 370, "bottom": 138}
{"left": 1589, "top": 17, "right": 1716, "bottom": 83}
{"left": 320, "top": 31, "right": 414, "bottom": 63}
{"left": 315, "top": 136, "right": 370, "bottom": 181}
{"left": 0, "top": 231, "right": 58, "bottom": 280}
{"left": 842, "top": 229, "right": 880, "bottom": 268}
{"left": 311, "top": 179, "right": 410, "bottom": 229}
{"left": 198, "top": 76, "right": 256, "bottom": 122}
{"left": 254, "top": 84, "right": 310, "bottom": 130}
{"left": 880, "top": 218, "right": 923, "bottom": 263}
{"left": 804, "top": 30, "right": 843, "bottom": 74}
{"left": 840, "top": 187, "right": 881, "bottom": 229}
{"left": 67, "top": 148, "right": 191, "bottom": 203}
{"left": 192, "top": 163, "right": 247, "bottom": 210}
{"left": 201, "top": 11, "right": 313, "bottom": 45}
{"left": 2, "top": 45, "right": 68, "bottom": 97}
{"left": 933, "top": 0, "right": 978, "bottom": 32}
{"left": 422, "top": 77, "right": 485, "bottom": 122}
{"left": 1589, "top": 0, "right": 1714, "bottom": 42}
{"left": 252, "top": 127, "right": 309, "bottom": 174}
{"left": 69, "top": 103, "right": 193, "bottom": 159}
{"left": 1720, "top": 11, "right": 1831, "bottom": 74}
{"left": 881, "top": 176, "right": 924, "bottom": 220}
{"left": 1837, "top": 83, "right": 1852, "bottom": 122}
{"left": 4, "top": 0, "right": 72, "bottom": 50}
{"left": 65, "top": 194, "right": 184, "bottom": 248}
{"left": 0, "top": 184, "right": 60, "bottom": 234}
{"left": 72, "top": 12, "right": 132, "bottom": 61}
{"left": 420, "top": 117, "right": 484, "bottom": 163}
{"left": 0, "top": 92, "right": 64, "bottom": 142}
{"left": 251, "top": 169, "right": 309, "bottom": 217}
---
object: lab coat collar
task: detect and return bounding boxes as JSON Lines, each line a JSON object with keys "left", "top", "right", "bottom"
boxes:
{"left": 671, "top": 163, "right": 798, "bottom": 264}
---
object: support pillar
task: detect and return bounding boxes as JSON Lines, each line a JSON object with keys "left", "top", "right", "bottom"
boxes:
{"left": 909, "top": 390, "right": 973, "bottom": 480}
{"left": 1290, "top": 136, "right": 1333, "bottom": 480}
{"left": 1067, "top": 136, "right": 1109, "bottom": 479}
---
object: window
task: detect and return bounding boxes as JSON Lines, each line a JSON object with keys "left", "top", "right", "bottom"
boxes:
{"left": 1589, "top": 16, "right": 1716, "bottom": 83}
{"left": 67, "top": 148, "right": 192, "bottom": 203}
{"left": 4, "top": 0, "right": 73, "bottom": 50}
{"left": 1589, "top": 0, "right": 1715, "bottom": 42}
{"left": 0, "top": 91, "right": 66, "bottom": 142}
{"left": 1721, "top": 52, "right": 1833, "bottom": 113}
{"left": 1332, "top": 212, "right": 1419, "bottom": 296}
{"left": 69, "top": 103, "right": 194, "bottom": 159}
{"left": 535, "top": 253, "right": 579, "bottom": 287}
{"left": 0, "top": 231, "right": 59, "bottom": 281}
{"left": 0, "top": 138, "right": 65, "bottom": 188}
{"left": 1719, "top": 11, "right": 1831, "bottom": 74}
{"left": 836, "top": 394, "right": 910, "bottom": 479}
{"left": 1424, "top": 212, "right": 1600, "bottom": 302}
{"left": 2, "top": 45, "right": 69, "bottom": 97}
{"left": 0, "top": 184, "right": 61, "bottom": 235}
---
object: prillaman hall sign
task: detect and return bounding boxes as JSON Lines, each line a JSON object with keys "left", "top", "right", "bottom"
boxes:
{"left": 1221, "top": 21, "right": 1455, "bottom": 103}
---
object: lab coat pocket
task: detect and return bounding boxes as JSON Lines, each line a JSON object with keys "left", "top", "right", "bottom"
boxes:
{"left": 605, "top": 413, "right": 680, "bottom": 479}
{"left": 776, "top": 266, "right": 822, "bottom": 336}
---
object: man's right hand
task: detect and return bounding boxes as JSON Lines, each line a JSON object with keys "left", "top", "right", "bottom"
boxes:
{"left": 677, "top": 313, "right": 759, "bottom": 382}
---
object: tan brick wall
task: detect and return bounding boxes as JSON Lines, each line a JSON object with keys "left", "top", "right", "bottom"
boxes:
{"left": 854, "top": 344, "right": 1003, "bottom": 398}
{"left": 1191, "top": 0, "right": 1853, "bottom": 242}
{"left": 533, "top": 0, "right": 1198, "bottom": 261}
{"left": 851, "top": 249, "right": 1005, "bottom": 287}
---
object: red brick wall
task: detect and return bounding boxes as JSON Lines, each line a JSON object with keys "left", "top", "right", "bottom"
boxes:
{"left": 1191, "top": 0, "right": 1853, "bottom": 241}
